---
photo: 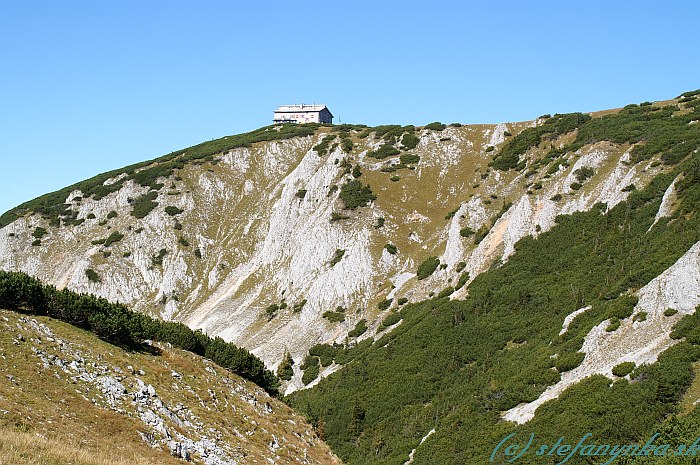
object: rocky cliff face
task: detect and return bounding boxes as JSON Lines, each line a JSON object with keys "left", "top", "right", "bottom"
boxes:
{"left": 0, "top": 106, "right": 682, "bottom": 392}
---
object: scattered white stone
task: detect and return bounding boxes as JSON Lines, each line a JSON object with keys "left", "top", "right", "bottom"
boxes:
{"left": 503, "top": 241, "right": 700, "bottom": 424}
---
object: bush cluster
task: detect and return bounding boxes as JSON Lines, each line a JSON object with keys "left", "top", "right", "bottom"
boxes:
{"left": 0, "top": 270, "right": 279, "bottom": 394}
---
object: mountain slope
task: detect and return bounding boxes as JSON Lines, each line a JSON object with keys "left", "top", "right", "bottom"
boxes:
{"left": 2, "top": 89, "right": 700, "bottom": 464}
{"left": 289, "top": 159, "right": 700, "bottom": 465}
{"left": 4, "top": 93, "right": 699, "bottom": 395}
{"left": 0, "top": 307, "right": 340, "bottom": 465}
{"left": 285, "top": 93, "right": 700, "bottom": 464}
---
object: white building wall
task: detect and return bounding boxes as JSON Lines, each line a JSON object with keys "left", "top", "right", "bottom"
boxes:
{"left": 273, "top": 111, "right": 321, "bottom": 124}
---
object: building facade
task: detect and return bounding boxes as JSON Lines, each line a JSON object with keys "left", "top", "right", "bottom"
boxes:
{"left": 273, "top": 104, "right": 333, "bottom": 124}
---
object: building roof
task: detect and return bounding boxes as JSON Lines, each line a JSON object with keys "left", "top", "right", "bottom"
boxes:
{"left": 274, "top": 104, "right": 331, "bottom": 115}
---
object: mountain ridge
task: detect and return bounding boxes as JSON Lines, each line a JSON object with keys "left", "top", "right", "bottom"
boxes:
{"left": 3, "top": 88, "right": 700, "bottom": 464}
{"left": 1, "top": 90, "right": 699, "bottom": 398}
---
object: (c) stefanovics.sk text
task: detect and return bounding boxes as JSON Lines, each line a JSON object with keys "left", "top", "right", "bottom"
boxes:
{"left": 490, "top": 432, "right": 700, "bottom": 464}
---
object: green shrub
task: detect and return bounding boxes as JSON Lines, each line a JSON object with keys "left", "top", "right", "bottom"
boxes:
{"left": 323, "top": 308, "right": 346, "bottom": 323}
{"left": 295, "top": 189, "right": 307, "bottom": 199}
{"left": 85, "top": 269, "right": 101, "bottom": 283}
{"left": 401, "top": 133, "right": 420, "bottom": 150}
{"left": 679, "top": 89, "right": 700, "bottom": 98}
{"left": 266, "top": 304, "right": 279, "bottom": 320}
{"left": 455, "top": 261, "right": 466, "bottom": 272}
{"left": 399, "top": 153, "right": 420, "bottom": 166}
{"left": 606, "top": 317, "right": 621, "bottom": 332}
{"left": 445, "top": 208, "right": 459, "bottom": 220}
{"left": 670, "top": 310, "right": 700, "bottom": 343}
{"left": 302, "top": 364, "right": 320, "bottom": 385}
{"left": 664, "top": 308, "right": 678, "bottom": 317}
{"left": 550, "top": 193, "right": 563, "bottom": 201}
{"left": 424, "top": 122, "right": 446, "bottom": 131}
{"left": 416, "top": 256, "right": 440, "bottom": 280}
{"left": 374, "top": 217, "right": 385, "bottom": 229}
{"left": 351, "top": 165, "right": 362, "bottom": 178}
{"left": 574, "top": 167, "right": 595, "bottom": 183}
{"left": 454, "top": 272, "right": 470, "bottom": 290}
{"left": 380, "top": 312, "right": 402, "bottom": 329}
{"left": 377, "top": 298, "right": 393, "bottom": 311}
{"left": 606, "top": 295, "right": 638, "bottom": 320}
{"left": 460, "top": 226, "right": 474, "bottom": 237}
{"left": 339, "top": 180, "right": 376, "bottom": 209}
{"left": 32, "top": 227, "right": 48, "bottom": 239}
{"left": 300, "top": 354, "right": 319, "bottom": 370}
{"left": 554, "top": 351, "right": 585, "bottom": 372}
{"left": 309, "top": 343, "right": 340, "bottom": 367}
{"left": 438, "top": 287, "right": 454, "bottom": 298}
{"left": 277, "top": 352, "right": 294, "bottom": 381}
{"left": 178, "top": 237, "right": 190, "bottom": 247}
{"left": 622, "top": 184, "right": 637, "bottom": 192}
{"left": 106, "top": 210, "right": 118, "bottom": 219}
{"left": 87, "top": 213, "right": 96, "bottom": 219}
{"left": 131, "top": 191, "right": 159, "bottom": 219}
{"left": 485, "top": 146, "right": 495, "bottom": 153}
{"left": 570, "top": 182, "right": 582, "bottom": 191}
{"left": 397, "top": 297, "right": 408, "bottom": 305}
{"left": 293, "top": 299, "right": 307, "bottom": 313}
{"left": 368, "top": 144, "right": 400, "bottom": 160}
{"left": 151, "top": 248, "right": 168, "bottom": 266}
{"left": 348, "top": 319, "right": 368, "bottom": 338}
{"left": 341, "top": 138, "right": 353, "bottom": 153}
{"left": 314, "top": 135, "right": 336, "bottom": 157}
{"left": 164, "top": 206, "right": 184, "bottom": 216}
{"left": 390, "top": 175, "right": 400, "bottom": 182}
{"left": 612, "top": 361, "right": 636, "bottom": 377}
{"left": 330, "top": 212, "right": 349, "bottom": 222}
{"left": 474, "top": 224, "right": 490, "bottom": 244}
{"left": 384, "top": 243, "right": 397, "bottom": 254}
{"left": 330, "top": 249, "right": 345, "bottom": 266}
{"left": 102, "top": 231, "right": 124, "bottom": 247}
{"left": 633, "top": 312, "right": 648, "bottom": 322}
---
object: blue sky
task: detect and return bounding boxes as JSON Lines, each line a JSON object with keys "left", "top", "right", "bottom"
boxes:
{"left": 1, "top": 0, "right": 699, "bottom": 215}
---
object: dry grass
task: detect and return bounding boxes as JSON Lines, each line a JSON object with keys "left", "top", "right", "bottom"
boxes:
{"left": 0, "top": 429, "right": 160, "bottom": 465}
{"left": 0, "top": 309, "right": 342, "bottom": 465}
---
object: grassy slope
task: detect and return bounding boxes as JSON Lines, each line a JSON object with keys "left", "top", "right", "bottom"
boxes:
{"left": 0, "top": 308, "right": 341, "bottom": 465}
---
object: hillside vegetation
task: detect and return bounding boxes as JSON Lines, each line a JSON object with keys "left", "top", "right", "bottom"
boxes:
{"left": 288, "top": 91, "right": 700, "bottom": 464}
{"left": 0, "top": 270, "right": 279, "bottom": 394}
{"left": 0, "top": 123, "right": 326, "bottom": 228}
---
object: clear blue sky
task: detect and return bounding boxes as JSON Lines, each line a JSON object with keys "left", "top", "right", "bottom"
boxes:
{"left": 1, "top": 0, "right": 699, "bottom": 216}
